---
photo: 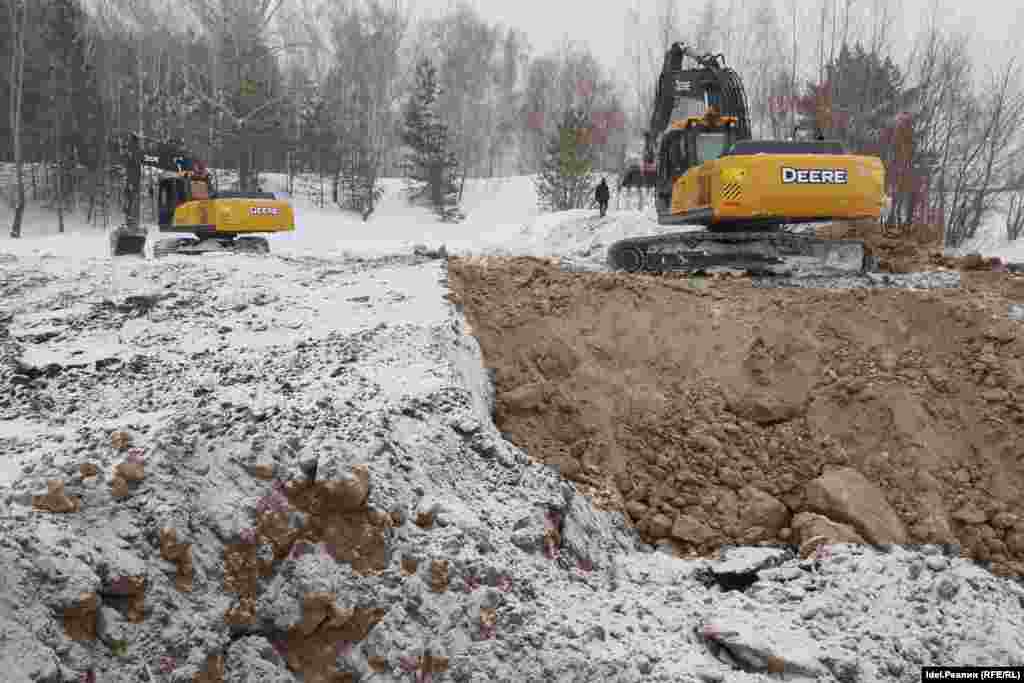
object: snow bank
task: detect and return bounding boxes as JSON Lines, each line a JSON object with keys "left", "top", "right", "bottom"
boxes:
{"left": 0, "top": 174, "right": 557, "bottom": 260}
{"left": 953, "top": 193, "right": 1024, "bottom": 261}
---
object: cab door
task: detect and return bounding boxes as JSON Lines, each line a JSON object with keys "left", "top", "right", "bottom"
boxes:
{"left": 157, "top": 177, "right": 188, "bottom": 227}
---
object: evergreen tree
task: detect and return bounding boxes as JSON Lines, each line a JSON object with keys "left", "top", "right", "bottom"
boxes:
{"left": 797, "top": 42, "right": 904, "bottom": 150}
{"left": 402, "top": 58, "right": 463, "bottom": 222}
{"left": 534, "top": 108, "right": 596, "bottom": 211}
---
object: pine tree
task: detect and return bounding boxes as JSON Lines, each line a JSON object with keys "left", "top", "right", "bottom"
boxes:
{"left": 402, "top": 58, "right": 463, "bottom": 222}
{"left": 534, "top": 108, "right": 597, "bottom": 211}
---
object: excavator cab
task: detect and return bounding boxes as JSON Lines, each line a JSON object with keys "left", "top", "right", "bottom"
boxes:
{"left": 655, "top": 110, "right": 741, "bottom": 213}
{"left": 156, "top": 176, "right": 187, "bottom": 228}
{"left": 671, "top": 125, "right": 736, "bottom": 172}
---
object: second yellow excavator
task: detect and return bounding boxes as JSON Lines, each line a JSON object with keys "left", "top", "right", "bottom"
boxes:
{"left": 610, "top": 44, "right": 887, "bottom": 275}
{"left": 110, "top": 133, "right": 295, "bottom": 257}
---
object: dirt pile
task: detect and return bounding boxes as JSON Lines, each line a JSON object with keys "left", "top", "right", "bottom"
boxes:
{"left": 447, "top": 256, "right": 1024, "bottom": 578}
{"left": 816, "top": 220, "right": 942, "bottom": 272}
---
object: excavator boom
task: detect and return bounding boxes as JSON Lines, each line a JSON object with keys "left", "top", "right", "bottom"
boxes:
{"left": 619, "top": 44, "right": 751, "bottom": 192}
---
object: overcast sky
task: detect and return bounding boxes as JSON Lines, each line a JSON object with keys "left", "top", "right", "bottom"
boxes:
{"left": 412, "top": 0, "right": 1023, "bottom": 84}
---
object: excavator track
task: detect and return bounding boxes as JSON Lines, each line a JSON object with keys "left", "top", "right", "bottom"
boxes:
{"left": 607, "top": 230, "right": 869, "bottom": 276}
{"left": 153, "top": 235, "right": 270, "bottom": 258}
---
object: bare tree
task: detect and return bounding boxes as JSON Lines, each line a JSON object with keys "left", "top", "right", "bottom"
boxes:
{"left": 694, "top": 0, "right": 717, "bottom": 53}
{"left": 903, "top": 16, "right": 1024, "bottom": 247}
{"left": 329, "top": 0, "right": 409, "bottom": 219}
{"left": 427, "top": 4, "right": 501, "bottom": 183}
{"left": 949, "top": 59, "right": 1024, "bottom": 245}
{"left": 1007, "top": 191, "right": 1024, "bottom": 242}
{"left": 750, "top": 0, "right": 784, "bottom": 137}
{"left": 788, "top": 0, "right": 799, "bottom": 135}
{"left": 624, "top": 0, "right": 680, "bottom": 150}
{"left": 185, "top": 0, "right": 291, "bottom": 191}
{"left": 654, "top": 0, "right": 680, "bottom": 55}
{"left": 8, "top": 0, "right": 29, "bottom": 238}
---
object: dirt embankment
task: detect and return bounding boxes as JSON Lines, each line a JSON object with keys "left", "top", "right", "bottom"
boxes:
{"left": 447, "top": 256, "right": 1024, "bottom": 578}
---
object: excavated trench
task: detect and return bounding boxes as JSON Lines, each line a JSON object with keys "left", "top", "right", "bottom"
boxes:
{"left": 446, "top": 255, "right": 1024, "bottom": 579}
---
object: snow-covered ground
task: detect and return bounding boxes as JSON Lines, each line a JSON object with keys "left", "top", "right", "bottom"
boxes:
{"left": 0, "top": 172, "right": 667, "bottom": 263}
{"left": 956, "top": 195, "right": 1024, "bottom": 262}
{"left": 0, "top": 172, "right": 1022, "bottom": 683}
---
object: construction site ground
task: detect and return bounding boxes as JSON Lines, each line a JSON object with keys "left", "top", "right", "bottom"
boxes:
{"left": 1, "top": 199, "right": 1023, "bottom": 683}
{"left": 447, "top": 256, "right": 1024, "bottom": 578}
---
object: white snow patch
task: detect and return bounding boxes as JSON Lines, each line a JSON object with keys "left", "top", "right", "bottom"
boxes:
{"left": 1, "top": 174, "right": 671, "bottom": 262}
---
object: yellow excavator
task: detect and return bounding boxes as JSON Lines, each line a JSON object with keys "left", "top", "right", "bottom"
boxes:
{"left": 610, "top": 44, "right": 887, "bottom": 274}
{"left": 110, "top": 133, "right": 295, "bottom": 257}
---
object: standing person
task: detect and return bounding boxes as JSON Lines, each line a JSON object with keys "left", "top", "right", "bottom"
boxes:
{"left": 595, "top": 177, "right": 610, "bottom": 218}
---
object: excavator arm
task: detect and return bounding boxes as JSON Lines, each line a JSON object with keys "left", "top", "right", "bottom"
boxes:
{"left": 646, "top": 44, "right": 751, "bottom": 161}
{"left": 620, "top": 44, "right": 751, "bottom": 191}
{"left": 110, "top": 133, "right": 214, "bottom": 256}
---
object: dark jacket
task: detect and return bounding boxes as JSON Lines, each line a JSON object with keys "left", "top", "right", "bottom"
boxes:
{"left": 595, "top": 181, "right": 610, "bottom": 203}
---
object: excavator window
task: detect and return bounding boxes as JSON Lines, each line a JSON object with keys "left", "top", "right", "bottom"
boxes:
{"left": 696, "top": 133, "right": 729, "bottom": 163}
{"left": 157, "top": 178, "right": 186, "bottom": 227}
{"left": 670, "top": 135, "right": 687, "bottom": 174}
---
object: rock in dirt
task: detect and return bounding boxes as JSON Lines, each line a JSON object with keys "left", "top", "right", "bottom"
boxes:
{"left": 803, "top": 467, "right": 908, "bottom": 545}
{"left": 790, "top": 511, "right": 866, "bottom": 545}
{"left": 727, "top": 392, "right": 807, "bottom": 425}
{"left": 739, "top": 487, "right": 790, "bottom": 534}
{"left": 671, "top": 514, "right": 717, "bottom": 545}
{"left": 696, "top": 615, "right": 827, "bottom": 677}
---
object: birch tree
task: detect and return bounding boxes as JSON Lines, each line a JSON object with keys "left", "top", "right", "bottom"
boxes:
{"left": 8, "top": 0, "right": 29, "bottom": 238}
{"left": 186, "top": 0, "right": 290, "bottom": 191}
{"left": 329, "top": 0, "right": 408, "bottom": 219}
{"left": 429, "top": 3, "right": 501, "bottom": 182}
{"left": 749, "top": 0, "right": 784, "bottom": 137}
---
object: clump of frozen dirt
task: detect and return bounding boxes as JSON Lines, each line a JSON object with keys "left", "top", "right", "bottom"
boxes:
{"left": 447, "top": 256, "right": 1024, "bottom": 579}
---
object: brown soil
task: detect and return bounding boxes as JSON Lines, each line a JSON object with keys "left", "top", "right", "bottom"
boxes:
{"left": 62, "top": 592, "right": 99, "bottom": 641}
{"left": 816, "top": 220, "right": 944, "bottom": 273}
{"left": 220, "top": 464, "right": 391, "bottom": 683}
{"left": 447, "top": 256, "right": 1024, "bottom": 578}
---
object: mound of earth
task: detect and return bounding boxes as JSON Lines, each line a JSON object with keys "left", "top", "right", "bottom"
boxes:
{"left": 815, "top": 220, "right": 942, "bottom": 273}
{"left": 447, "top": 256, "right": 1024, "bottom": 578}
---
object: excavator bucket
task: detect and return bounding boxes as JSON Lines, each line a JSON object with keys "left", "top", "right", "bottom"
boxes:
{"left": 110, "top": 225, "right": 147, "bottom": 257}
